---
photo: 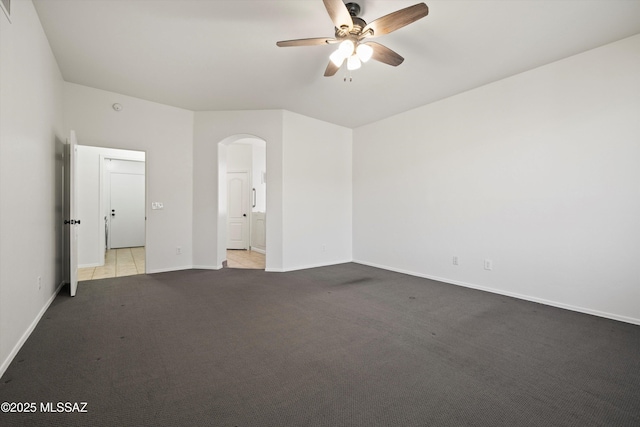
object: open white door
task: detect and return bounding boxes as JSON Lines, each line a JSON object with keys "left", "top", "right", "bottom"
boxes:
{"left": 66, "top": 131, "right": 79, "bottom": 296}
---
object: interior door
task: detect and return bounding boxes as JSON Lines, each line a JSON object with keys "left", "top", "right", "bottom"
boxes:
{"left": 227, "top": 172, "right": 249, "bottom": 250}
{"left": 66, "top": 130, "right": 79, "bottom": 296}
{"left": 109, "top": 171, "right": 145, "bottom": 248}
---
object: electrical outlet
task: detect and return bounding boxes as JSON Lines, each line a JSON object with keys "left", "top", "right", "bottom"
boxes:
{"left": 322, "top": 245, "right": 326, "bottom": 252}
{"left": 484, "top": 259, "right": 493, "bottom": 271}
{"left": 176, "top": 247, "right": 182, "bottom": 255}
{"left": 453, "top": 256, "right": 459, "bottom": 266}
{"left": 37, "top": 276, "right": 42, "bottom": 290}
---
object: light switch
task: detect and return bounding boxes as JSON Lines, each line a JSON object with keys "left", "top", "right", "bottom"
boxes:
{"left": 152, "top": 202, "right": 164, "bottom": 210}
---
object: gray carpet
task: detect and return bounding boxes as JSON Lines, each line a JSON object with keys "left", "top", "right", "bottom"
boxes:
{"left": 1, "top": 263, "right": 639, "bottom": 426}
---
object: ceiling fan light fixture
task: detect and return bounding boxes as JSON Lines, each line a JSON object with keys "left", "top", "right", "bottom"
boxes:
{"left": 338, "top": 39, "right": 355, "bottom": 56}
{"left": 330, "top": 49, "right": 347, "bottom": 67}
{"left": 330, "top": 39, "right": 355, "bottom": 67}
{"left": 347, "top": 54, "right": 362, "bottom": 70}
{"left": 356, "top": 43, "right": 373, "bottom": 62}
{"left": 276, "top": 1, "right": 429, "bottom": 77}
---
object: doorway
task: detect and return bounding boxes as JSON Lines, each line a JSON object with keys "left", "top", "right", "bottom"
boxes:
{"left": 76, "top": 146, "right": 146, "bottom": 280}
{"left": 107, "top": 159, "right": 145, "bottom": 249}
{"left": 219, "top": 136, "right": 267, "bottom": 270}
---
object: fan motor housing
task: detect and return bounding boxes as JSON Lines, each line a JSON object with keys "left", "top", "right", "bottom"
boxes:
{"left": 335, "top": 3, "right": 366, "bottom": 38}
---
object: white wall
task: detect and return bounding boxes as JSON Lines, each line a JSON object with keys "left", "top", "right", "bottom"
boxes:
{"left": 282, "top": 111, "right": 353, "bottom": 270}
{"left": 76, "top": 146, "right": 145, "bottom": 267}
{"left": 63, "top": 83, "right": 194, "bottom": 273}
{"left": 193, "top": 110, "right": 352, "bottom": 272}
{"left": 226, "top": 143, "right": 252, "bottom": 172}
{"left": 353, "top": 34, "right": 640, "bottom": 324}
{"left": 0, "top": 0, "right": 65, "bottom": 375}
{"left": 193, "top": 111, "right": 285, "bottom": 271}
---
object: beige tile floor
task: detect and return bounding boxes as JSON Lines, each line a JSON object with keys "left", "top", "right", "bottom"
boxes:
{"left": 78, "top": 247, "right": 263, "bottom": 279}
{"left": 226, "top": 249, "right": 265, "bottom": 269}
{"left": 78, "top": 247, "right": 145, "bottom": 280}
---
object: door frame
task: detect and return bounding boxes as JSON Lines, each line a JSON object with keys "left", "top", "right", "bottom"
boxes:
{"left": 98, "top": 151, "right": 147, "bottom": 269}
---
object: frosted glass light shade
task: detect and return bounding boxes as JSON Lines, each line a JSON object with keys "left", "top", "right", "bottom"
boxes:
{"left": 338, "top": 40, "right": 355, "bottom": 56}
{"left": 356, "top": 43, "right": 373, "bottom": 62}
{"left": 347, "top": 54, "right": 361, "bottom": 70}
{"left": 330, "top": 49, "right": 347, "bottom": 67}
{"left": 330, "top": 40, "right": 356, "bottom": 68}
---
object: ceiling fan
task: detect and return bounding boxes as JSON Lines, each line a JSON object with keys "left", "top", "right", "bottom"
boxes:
{"left": 276, "top": 0, "right": 429, "bottom": 77}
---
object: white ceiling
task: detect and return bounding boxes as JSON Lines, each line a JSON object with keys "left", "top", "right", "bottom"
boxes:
{"left": 33, "top": 0, "right": 640, "bottom": 128}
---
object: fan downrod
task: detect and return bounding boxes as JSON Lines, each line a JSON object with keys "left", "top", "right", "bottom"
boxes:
{"left": 345, "top": 2, "right": 361, "bottom": 17}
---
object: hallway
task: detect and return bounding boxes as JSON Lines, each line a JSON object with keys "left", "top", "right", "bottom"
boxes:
{"left": 226, "top": 249, "right": 265, "bottom": 269}
{"left": 78, "top": 247, "right": 145, "bottom": 280}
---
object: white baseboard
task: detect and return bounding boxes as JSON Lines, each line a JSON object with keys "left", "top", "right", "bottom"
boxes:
{"left": 147, "top": 265, "right": 193, "bottom": 274}
{"left": 192, "top": 265, "right": 223, "bottom": 270}
{"left": 0, "top": 280, "right": 65, "bottom": 378}
{"left": 249, "top": 247, "right": 266, "bottom": 255}
{"left": 273, "top": 259, "right": 352, "bottom": 273}
{"left": 353, "top": 259, "right": 640, "bottom": 326}
{"left": 147, "top": 265, "right": 223, "bottom": 274}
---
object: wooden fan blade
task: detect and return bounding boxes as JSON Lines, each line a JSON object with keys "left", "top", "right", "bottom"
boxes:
{"left": 362, "top": 3, "right": 428, "bottom": 38}
{"left": 324, "top": 59, "right": 342, "bottom": 77}
{"left": 367, "top": 42, "right": 404, "bottom": 66}
{"left": 277, "top": 37, "right": 336, "bottom": 47}
{"left": 323, "top": 0, "right": 353, "bottom": 32}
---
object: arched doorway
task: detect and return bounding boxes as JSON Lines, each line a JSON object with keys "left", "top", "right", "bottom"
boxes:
{"left": 218, "top": 134, "right": 267, "bottom": 269}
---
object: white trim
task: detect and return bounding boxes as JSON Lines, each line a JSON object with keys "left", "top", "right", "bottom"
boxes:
{"left": 275, "top": 259, "right": 353, "bottom": 273}
{"left": 249, "top": 247, "right": 266, "bottom": 255}
{"left": 0, "top": 281, "right": 64, "bottom": 378}
{"left": 192, "top": 265, "right": 223, "bottom": 270}
{"left": 147, "top": 265, "right": 223, "bottom": 274}
{"left": 98, "top": 155, "right": 106, "bottom": 256}
{"left": 353, "top": 259, "right": 640, "bottom": 326}
{"left": 147, "top": 266, "right": 193, "bottom": 274}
